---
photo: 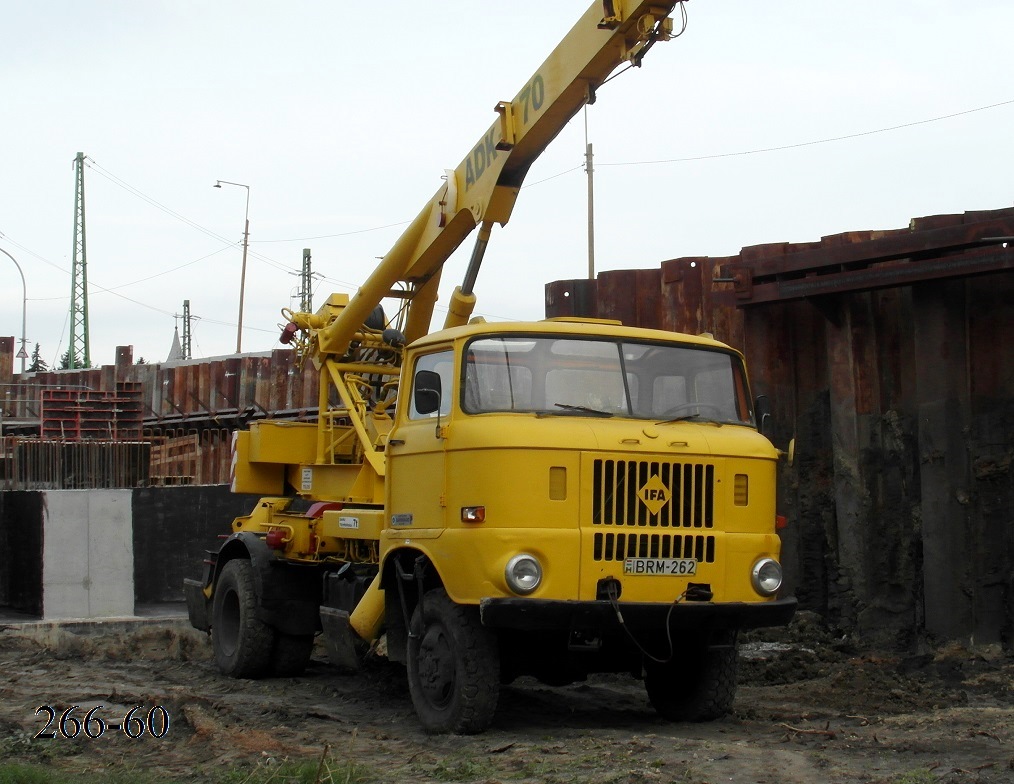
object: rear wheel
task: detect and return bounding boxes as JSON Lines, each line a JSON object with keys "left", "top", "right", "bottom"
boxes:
{"left": 212, "top": 559, "right": 275, "bottom": 678}
{"left": 407, "top": 588, "right": 500, "bottom": 734}
{"left": 271, "top": 633, "right": 314, "bottom": 677}
{"left": 644, "top": 642, "right": 738, "bottom": 721}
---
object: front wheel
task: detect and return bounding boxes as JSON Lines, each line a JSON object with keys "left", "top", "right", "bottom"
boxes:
{"left": 407, "top": 588, "right": 500, "bottom": 734}
{"left": 644, "top": 642, "right": 738, "bottom": 722}
{"left": 212, "top": 559, "right": 275, "bottom": 678}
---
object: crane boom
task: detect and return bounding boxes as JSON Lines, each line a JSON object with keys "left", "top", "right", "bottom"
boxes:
{"left": 304, "top": 1, "right": 684, "bottom": 357}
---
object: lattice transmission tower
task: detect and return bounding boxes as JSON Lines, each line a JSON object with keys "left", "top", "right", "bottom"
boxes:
{"left": 182, "top": 299, "right": 192, "bottom": 360}
{"left": 69, "top": 151, "right": 90, "bottom": 368}
{"left": 300, "top": 248, "right": 313, "bottom": 313}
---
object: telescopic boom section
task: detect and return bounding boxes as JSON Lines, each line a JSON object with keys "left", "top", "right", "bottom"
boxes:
{"left": 289, "top": 1, "right": 683, "bottom": 357}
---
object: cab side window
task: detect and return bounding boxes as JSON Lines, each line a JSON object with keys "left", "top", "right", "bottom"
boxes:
{"left": 408, "top": 351, "right": 454, "bottom": 420}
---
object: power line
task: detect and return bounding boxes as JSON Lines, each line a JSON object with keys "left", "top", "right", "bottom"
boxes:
{"left": 0, "top": 231, "right": 232, "bottom": 301}
{"left": 253, "top": 220, "right": 412, "bottom": 243}
{"left": 600, "top": 98, "right": 1014, "bottom": 167}
{"left": 10, "top": 96, "right": 1005, "bottom": 356}
{"left": 85, "top": 159, "right": 301, "bottom": 276}
{"left": 72, "top": 161, "right": 373, "bottom": 312}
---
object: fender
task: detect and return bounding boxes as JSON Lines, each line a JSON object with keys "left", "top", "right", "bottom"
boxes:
{"left": 377, "top": 544, "right": 452, "bottom": 664}
{"left": 196, "top": 531, "right": 324, "bottom": 637}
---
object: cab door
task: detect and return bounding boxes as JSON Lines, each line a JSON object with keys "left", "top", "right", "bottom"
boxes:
{"left": 386, "top": 350, "right": 455, "bottom": 532}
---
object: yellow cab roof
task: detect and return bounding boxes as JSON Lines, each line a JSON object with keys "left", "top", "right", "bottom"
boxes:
{"left": 409, "top": 317, "right": 743, "bottom": 359}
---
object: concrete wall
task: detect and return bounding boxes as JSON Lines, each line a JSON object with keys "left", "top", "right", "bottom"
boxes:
{"left": 0, "top": 486, "right": 259, "bottom": 619}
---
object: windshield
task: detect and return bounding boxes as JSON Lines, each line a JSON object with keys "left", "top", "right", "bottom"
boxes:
{"left": 462, "top": 335, "right": 753, "bottom": 425}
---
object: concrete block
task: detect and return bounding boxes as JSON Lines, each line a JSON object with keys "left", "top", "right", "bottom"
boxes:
{"left": 42, "top": 490, "right": 134, "bottom": 619}
{"left": 87, "top": 490, "right": 133, "bottom": 617}
{"left": 42, "top": 492, "right": 90, "bottom": 619}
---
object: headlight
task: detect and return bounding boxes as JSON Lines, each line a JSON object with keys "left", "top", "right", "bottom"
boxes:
{"left": 505, "top": 554, "right": 542, "bottom": 595}
{"left": 751, "top": 558, "right": 783, "bottom": 597}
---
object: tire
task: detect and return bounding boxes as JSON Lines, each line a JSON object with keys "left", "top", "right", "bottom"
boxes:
{"left": 644, "top": 643, "right": 738, "bottom": 722}
{"left": 271, "top": 633, "right": 314, "bottom": 677}
{"left": 407, "top": 588, "right": 500, "bottom": 734}
{"left": 212, "top": 559, "right": 275, "bottom": 678}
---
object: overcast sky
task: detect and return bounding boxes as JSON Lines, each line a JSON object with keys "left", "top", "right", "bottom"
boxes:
{"left": 2, "top": 1, "right": 1012, "bottom": 369}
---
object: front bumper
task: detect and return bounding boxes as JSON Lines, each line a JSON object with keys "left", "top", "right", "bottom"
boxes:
{"left": 480, "top": 596, "right": 797, "bottom": 633}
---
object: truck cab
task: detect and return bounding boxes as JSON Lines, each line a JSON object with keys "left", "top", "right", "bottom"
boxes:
{"left": 371, "top": 319, "right": 795, "bottom": 731}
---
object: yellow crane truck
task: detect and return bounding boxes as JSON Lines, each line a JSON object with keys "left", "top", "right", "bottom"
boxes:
{"left": 185, "top": 0, "right": 796, "bottom": 734}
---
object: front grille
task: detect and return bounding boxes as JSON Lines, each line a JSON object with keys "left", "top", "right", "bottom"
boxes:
{"left": 593, "top": 532, "right": 716, "bottom": 563}
{"left": 592, "top": 459, "right": 715, "bottom": 528}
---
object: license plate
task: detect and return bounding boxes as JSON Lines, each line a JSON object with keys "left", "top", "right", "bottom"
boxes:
{"left": 623, "top": 558, "right": 697, "bottom": 576}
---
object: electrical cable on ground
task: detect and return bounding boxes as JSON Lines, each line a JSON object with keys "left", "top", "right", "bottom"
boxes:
{"left": 606, "top": 580, "right": 685, "bottom": 665}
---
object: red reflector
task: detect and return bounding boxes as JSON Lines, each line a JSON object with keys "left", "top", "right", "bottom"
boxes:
{"left": 265, "top": 529, "right": 287, "bottom": 549}
{"left": 776, "top": 514, "right": 788, "bottom": 530}
{"left": 306, "top": 501, "right": 343, "bottom": 518}
{"left": 461, "top": 506, "right": 486, "bottom": 523}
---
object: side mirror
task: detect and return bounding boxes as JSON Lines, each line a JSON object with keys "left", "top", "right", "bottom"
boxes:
{"left": 414, "top": 370, "right": 442, "bottom": 416}
{"left": 754, "top": 394, "right": 771, "bottom": 436}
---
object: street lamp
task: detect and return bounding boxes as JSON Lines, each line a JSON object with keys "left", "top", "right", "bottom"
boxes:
{"left": 214, "top": 179, "right": 251, "bottom": 354}
{"left": 0, "top": 246, "right": 28, "bottom": 373}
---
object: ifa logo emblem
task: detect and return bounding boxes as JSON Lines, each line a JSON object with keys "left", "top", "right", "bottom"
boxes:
{"left": 637, "top": 475, "right": 670, "bottom": 515}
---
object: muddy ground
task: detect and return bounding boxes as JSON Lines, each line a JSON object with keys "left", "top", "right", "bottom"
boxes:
{"left": 1, "top": 612, "right": 1012, "bottom": 783}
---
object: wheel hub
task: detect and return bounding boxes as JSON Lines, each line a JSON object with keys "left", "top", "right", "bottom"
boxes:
{"left": 417, "top": 624, "right": 455, "bottom": 708}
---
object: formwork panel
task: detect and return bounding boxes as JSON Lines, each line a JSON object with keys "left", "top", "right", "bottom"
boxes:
{"left": 0, "top": 491, "right": 44, "bottom": 615}
{"left": 131, "top": 485, "right": 264, "bottom": 603}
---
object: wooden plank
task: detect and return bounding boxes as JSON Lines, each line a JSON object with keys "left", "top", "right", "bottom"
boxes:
{"left": 726, "top": 211, "right": 1014, "bottom": 279}
{"left": 728, "top": 246, "right": 1013, "bottom": 305}
{"left": 912, "top": 279, "right": 974, "bottom": 641}
{"left": 823, "top": 297, "right": 866, "bottom": 632}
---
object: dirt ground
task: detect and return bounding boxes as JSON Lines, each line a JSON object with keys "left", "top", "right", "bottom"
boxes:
{"left": 1, "top": 611, "right": 1012, "bottom": 783}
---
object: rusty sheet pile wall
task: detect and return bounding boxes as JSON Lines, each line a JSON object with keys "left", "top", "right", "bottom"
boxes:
{"left": 0, "top": 345, "right": 318, "bottom": 430}
{"left": 0, "top": 345, "right": 315, "bottom": 489}
{"left": 547, "top": 207, "right": 1014, "bottom": 650}
{"left": 1, "top": 207, "right": 1011, "bottom": 647}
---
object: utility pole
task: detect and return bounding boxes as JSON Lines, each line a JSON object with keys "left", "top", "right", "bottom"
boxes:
{"left": 0, "top": 247, "right": 28, "bottom": 373}
{"left": 69, "top": 152, "right": 91, "bottom": 368}
{"left": 182, "top": 299, "right": 192, "bottom": 360}
{"left": 300, "top": 248, "right": 313, "bottom": 313}
{"left": 213, "top": 180, "right": 250, "bottom": 354}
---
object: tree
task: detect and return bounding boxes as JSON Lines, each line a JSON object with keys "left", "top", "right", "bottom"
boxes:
{"left": 58, "top": 350, "right": 92, "bottom": 370}
{"left": 27, "top": 343, "right": 48, "bottom": 373}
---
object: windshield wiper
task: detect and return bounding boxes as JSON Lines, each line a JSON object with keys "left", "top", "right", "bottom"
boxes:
{"left": 552, "top": 403, "right": 614, "bottom": 417}
{"left": 656, "top": 414, "right": 734, "bottom": 427}
{"left": 655, "top": 413, "right": 703, "bottom": 425}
